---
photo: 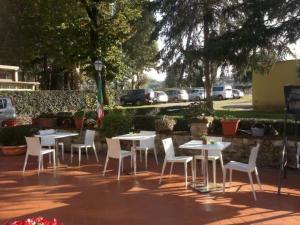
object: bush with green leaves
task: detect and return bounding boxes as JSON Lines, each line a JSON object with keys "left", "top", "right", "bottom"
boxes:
{"left": 0, "top": 125, "right": 38, "bottom": 146}
{"left": 0, "top": 90, "right": 97, "bottom": 115}
{"left": 102, "top": 111, "right": 133, "bottom": 137}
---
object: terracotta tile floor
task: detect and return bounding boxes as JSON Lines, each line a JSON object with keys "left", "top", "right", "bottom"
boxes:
{"left": 1, "top": 153, "right": 300, "bottom": 225}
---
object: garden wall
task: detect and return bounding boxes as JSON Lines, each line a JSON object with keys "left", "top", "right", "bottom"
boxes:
{"left": 0, "top": 90, "right": 97, "bottom": 115}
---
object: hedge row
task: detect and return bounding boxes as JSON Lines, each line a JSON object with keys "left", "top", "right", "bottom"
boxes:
{"left": 133, "top": 115, "right": 300, "bottom": 137}
{"left": 0, "top": 91, "right": 97, "bottom": 115}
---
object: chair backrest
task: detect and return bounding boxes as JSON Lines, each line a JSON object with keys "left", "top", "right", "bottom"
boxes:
{"left": 39, "top": 129, "right": 55, "bottom": 135}
{"left": 26, "top": 137, "right": 42, "bottom": 156}
{"left": 248, "top": 144, "right": 260, "bottom": 166}
{"left": 106, "top": 138, "right": 122, "bottom": 159}
{"left": 207, "top": 136, "right": 223, "bottom": 156}
{"left": 139, "top": 131, "right": 155, "bottom": 148}
{"left": 40, "top": 135, "right": 55, "bottom": 146}
{"left": 84, "top": 130, "right": 95, "bottom": 145}
{"left": 162, "top": 138, "right": 175, "bottom": 160}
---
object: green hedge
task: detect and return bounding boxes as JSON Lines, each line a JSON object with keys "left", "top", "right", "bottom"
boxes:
{"left": 0, "top": 91, "right": 97, "bottom": 115}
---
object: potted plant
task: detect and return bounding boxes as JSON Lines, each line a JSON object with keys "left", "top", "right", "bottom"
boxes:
{"left": 185, "top": 101, "right": 214, "bottom": 139}
{"left": 0, "top": 125, "right": 37, "bottom": 156}
{"left": 102, "top": 111, "right": 133, "bottom": 137}
{"left": 86, "top": 118, "right": 96, "bottom": 129}
{"left": 155, "top": 115, "right": 176, "bottom": 132}
{"left": 2, "top": 118, "right": 17, "bottom": 127}
{"left": 201, "top": 135, "right": 208, "bottom": 145}
{"left": 56, "top": 112, "right": 73, "bottom": 128}
{"left": 251, "top": 122, "right": 265, "bottom": 137}
{"left": 221, "top": 115, "right": 240, "bottom": 136}
{"left": 73, "top": 111, "right": 85, "bottom": 129}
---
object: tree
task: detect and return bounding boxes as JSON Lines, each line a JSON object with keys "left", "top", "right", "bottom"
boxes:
{"left": 154, "top": 0, "right": 300, "bottom": 110}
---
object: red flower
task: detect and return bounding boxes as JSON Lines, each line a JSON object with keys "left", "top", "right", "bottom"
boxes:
{"left": 4, "top": 217, "right": 63, "bottom": 225}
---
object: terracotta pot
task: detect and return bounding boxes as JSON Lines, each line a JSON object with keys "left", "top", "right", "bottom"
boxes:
{"left": 221, "top": 119, "right": 240, "bottom": 136}
{"left": 36, "top": 118, "right": 57, "bottom": 128}
{"left": 2, "top": 119, "right": 17, "bottom": 127}
{"left": 0, "top": 145, "right": 27, "bottom": 156}
{"left": 202, "top": 139, "right": 208, "bottom": 145}
{"left": 74, "top": 118, "right": 85, "bottom": 129}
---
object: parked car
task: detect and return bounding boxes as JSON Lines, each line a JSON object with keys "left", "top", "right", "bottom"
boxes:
{"left": 120, "top": 89, "right": 155, "bottom": 105}
{"left": 212, "top": 84, "right": 233, "bottom": 100}
{"left": 0, "top": 97, "right": 16, "bottom": 126}
{"left": 188, "top": 88, "right": 205, "bottom": 101}
{"left": 232, "top": 89, "right": 245, "bottom": 99}
{"left": 154, "top": 91, "right": 168, "bottom": 103}
{"left": 165, "top": 89, "right": 189, "bottom": 102}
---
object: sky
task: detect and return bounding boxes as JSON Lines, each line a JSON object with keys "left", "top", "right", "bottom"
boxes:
{"left": 146, "top": 39, "right": 300, "bottom": 82}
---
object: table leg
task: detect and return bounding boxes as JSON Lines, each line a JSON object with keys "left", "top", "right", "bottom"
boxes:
{"left": 132, "top": 141, "right": 137, "bottom": 175}
{"left": 204, "top": 150, "right": 209, "bottom": 188}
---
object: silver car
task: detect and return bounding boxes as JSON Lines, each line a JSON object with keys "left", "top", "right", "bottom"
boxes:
{"left": 0, "top": 97, "right": 16, "bottom": 126}
{"left": 165, "top": 89, "right": 189, "bottom": 102}
{"left": 188, "top": 88, "right": 205, "bottom": 101}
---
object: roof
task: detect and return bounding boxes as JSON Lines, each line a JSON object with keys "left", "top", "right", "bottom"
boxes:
{"left": 0, "top": 65, "right": 19, "bottom": 71}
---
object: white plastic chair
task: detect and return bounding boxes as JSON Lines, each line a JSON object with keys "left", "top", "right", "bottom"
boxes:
{"left": 39, "top": 129, "right": 64, "bottom": 161}
{"left": 159, "top": 138, "right": 193, "bottom": 187}
{"left": 70, "top": 130, "right": 99, "bottom": 166}
{"left": 132, "top": 131, "right": 158, "bottom": 169}
{"left": 194, "top": 136, "right": 223, "bottom": 184}
{"left": 103, "top": 138, "right": 133, "bottom": 180}
{"left": 223, "top": 144, "right": 262, "bottom": 200}
{"left": 23, "top": 137, "right": 56, "bottom": 175}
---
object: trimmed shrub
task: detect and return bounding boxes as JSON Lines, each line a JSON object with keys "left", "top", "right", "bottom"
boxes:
{"left": 0, "top": 125, "right": 38, "bottom": 146}
{"left": 0, "top": 90, "right": 97, "bottom": 115}
{"left": 102, "top": 111, "right": 133, "bottom": 137}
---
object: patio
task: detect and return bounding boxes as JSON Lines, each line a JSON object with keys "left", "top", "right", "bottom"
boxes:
{"left": 1, "top": 153, "right": 300, "bottom": 225}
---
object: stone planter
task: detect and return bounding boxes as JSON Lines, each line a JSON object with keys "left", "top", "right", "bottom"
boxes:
{"left": 0, "top": 145, "right": 27, "bottom": 156}
{"left": 190, "top": 122, "right": 208, "bottom": 139}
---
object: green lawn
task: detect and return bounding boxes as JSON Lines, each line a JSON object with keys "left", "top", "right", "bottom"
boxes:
{"left": 117, "top": 95, "right": 284, "bottom": 120}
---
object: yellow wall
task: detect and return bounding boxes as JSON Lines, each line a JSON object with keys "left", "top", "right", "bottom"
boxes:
{"left": 253, "top": 59, "right": 300, "bottom": 111}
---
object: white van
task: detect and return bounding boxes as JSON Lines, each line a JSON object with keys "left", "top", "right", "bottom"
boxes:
{"left": 212, "top": 85, "right": 233, "bottom": 100}
{"left": 0, "top": 97, "right": 16, "bottom": 126}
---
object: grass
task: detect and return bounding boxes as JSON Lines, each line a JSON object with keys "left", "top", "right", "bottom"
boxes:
{"left": 117, "top": 95, "right": 284, "bottom": 120}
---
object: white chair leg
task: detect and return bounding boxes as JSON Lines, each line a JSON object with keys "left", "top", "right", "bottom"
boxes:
{"left": 118, "top": 159, "right": 122, "bottom": 180}
{"left": 103, "top": 156, "right": 109, "bottom": 176}
{"left": 184, "top": 162, "right": 188, "bottom": 187}
{"left": 229, "top": 169, "right": 232, "bottom": 187}
{"left": 154, "top": 147, "right": 158, "bottom": 165}
{"left": 93, "top": 144, "right": 99, "bottom": 163}
{"left": 159, "top": 159, "right": 167, "bottom": 184}
{"left": 38, "top": 155, "right": 42, "bottom": 176}
{"left": 23, "top": 153, "right": 29, "bottom": 174}
{"left": 41, "top": 155, "right": 44, "bottom": 170}
{"left": 71, "top": 146, "right": 73, "bottom": 163}
{"left": 48, "top": 147, "right": 52, "bottom": 164}
{"left": 220, "top": 153, "right": 224, "bottom": 178}
{"left": 169, "top": 162, "right": 174, "bottom": 175}
{"left": 52, "top": 151, "right": 56, "bottom": 169}
{"left": 223, "top": 168, "right": 227, "bottom": 193}
{"left": 145, "top": 150, "right": 148, "bottom": 169}
{"left": 194, "top": 159, "right": 197, "bottom": 182}
{"left": 248, "top": 172, "right": 257, "bottom": 201}
{"left": 213, "top": 159, "right": 217, "bottom": 184}
{"left": 60, "top": 143, "right": 64, "bottom": 161}
{"left": 85, "top": 147, "right": 89, "bottom": 160}
{"left": 133, "top": 150, "right": 137, "bottom": 175}
{"left": 255, "top": 167, "right": 263, "bottom": 191}
{"left": 78, "top": 148, "right": 81, "bottom": 167}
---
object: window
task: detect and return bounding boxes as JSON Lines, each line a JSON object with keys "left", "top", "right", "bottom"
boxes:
{"left": 0, "top": 99, "right": 7, "bottom": 109}
{"left": 213, "top": 87, "right": 223, "bottom": 92}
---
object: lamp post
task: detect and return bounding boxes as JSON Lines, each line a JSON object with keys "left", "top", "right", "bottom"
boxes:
{"left": 202, "top": 76, "right": 206, "bottom": 100}
{"left": 94, "top": 60, "right": 103, "bottom": 105}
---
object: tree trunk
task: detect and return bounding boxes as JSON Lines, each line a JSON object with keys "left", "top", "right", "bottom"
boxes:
{"left": 203, "top": 1, "right": 213, "bottom": 111}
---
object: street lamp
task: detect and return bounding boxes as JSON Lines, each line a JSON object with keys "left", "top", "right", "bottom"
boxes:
{"left": 202, "top": 76, "right": 206, "bottom": 100}
{"left": 94, "top": 59, "right": 103, "bottom": 105}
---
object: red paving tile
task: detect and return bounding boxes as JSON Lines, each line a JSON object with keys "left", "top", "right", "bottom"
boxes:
{"left": 1, "top": 152, "right": 300, "bottom": 225}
